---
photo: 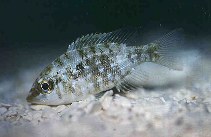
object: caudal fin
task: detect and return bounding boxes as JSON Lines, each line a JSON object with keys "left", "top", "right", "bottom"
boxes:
{"left": 154, "top": 28, "right": 184, "bottom": 70}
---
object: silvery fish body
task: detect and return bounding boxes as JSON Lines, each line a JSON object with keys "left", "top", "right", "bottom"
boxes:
{"left": 27, "top": 28, "right": 183, "bottom": 105}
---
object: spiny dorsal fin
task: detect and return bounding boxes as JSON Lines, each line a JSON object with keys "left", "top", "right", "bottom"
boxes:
{"left": 68, "top": 28, "right": 138, "bottom": 51}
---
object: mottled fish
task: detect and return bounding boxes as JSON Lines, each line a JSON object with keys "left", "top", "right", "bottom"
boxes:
{"left": 27, "top": 28, "right": 183, "bottom": 105}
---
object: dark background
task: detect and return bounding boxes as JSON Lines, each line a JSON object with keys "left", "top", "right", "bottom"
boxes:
{"left": 0, "top": 0, "right": 211, "bottom": 79}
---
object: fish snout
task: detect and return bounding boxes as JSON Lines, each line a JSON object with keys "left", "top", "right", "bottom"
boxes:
{"left": 26, "top": 88, "right": 40, "bottom": 102}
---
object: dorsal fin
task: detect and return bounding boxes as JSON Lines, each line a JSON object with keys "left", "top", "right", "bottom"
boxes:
{"left": 153, "top": 28, "right": 184, "bottom": 70}
{"left": 67, "top": 28, "right": 139, "bottom": 51}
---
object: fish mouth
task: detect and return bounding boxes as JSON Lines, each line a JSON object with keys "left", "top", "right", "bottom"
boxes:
{"left": 26, "top": 88, "right": 40, "bottom": 102}
{"left": 26, "top": 88, "right": 54, "bottom": 105}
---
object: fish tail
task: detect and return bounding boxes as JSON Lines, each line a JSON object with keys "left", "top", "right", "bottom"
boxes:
{"left": 116, "top": 29, "right": 185, "bottom": 92}
{"left": 152, "top": 28, "right": 184, "bottom": 70}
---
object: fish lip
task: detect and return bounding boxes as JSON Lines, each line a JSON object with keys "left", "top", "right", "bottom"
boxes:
{"left": 26, "top": 93, "right": 33, "bottom": 102}
{"left": 26, "top": 94, "right": 33, "bottom": 102}
{"left": 26, "top": 88, "right": 40, "bottom": 102}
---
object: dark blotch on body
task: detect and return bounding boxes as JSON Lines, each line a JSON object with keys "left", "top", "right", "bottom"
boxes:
{"left": 55, "top": 58, "right": 64, "bottom": 67}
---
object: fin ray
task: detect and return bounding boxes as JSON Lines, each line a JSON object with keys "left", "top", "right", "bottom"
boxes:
{"left": 116, "top": 66, "right": 149, "bottom": 92}
{"left": 68, "top": 28, "right": 138, "bottom": 51}
{"left": 154, "top": 28, "right": 184, "bottom": 70}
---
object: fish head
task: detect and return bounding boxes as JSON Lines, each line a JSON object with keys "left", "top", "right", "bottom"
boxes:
{"left": 27, "top": 77, "right": 57, "bottom": 105}
{"left": 27, "top": 64, "right": 74, "bottom": 105}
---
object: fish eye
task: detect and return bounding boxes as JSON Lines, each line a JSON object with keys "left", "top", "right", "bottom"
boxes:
{"left": 41, "top": 83, "right": 49, "bottom": 91}
{"left": 40, "top": 81, "right": 52, "bottom": 94}
{"left": 39, "top": 79, "right": 54, "bottom": 94}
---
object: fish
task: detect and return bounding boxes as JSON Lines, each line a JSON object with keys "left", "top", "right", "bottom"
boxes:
{"left": 26, "top": 28, "right": 184, "bottom": 105}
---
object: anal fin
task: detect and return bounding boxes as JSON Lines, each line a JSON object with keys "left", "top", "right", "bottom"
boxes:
{"left": 116, "top": 66, "right": 149, "bottom": 93}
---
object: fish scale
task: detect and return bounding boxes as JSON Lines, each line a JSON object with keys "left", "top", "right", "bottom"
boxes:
{"left": 27, "top": 28, "right": 184, "bottom": 105}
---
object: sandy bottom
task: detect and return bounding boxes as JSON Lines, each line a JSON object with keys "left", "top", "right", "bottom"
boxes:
{"left": 1, "top": 53, "right": 211, "bottom": 137}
